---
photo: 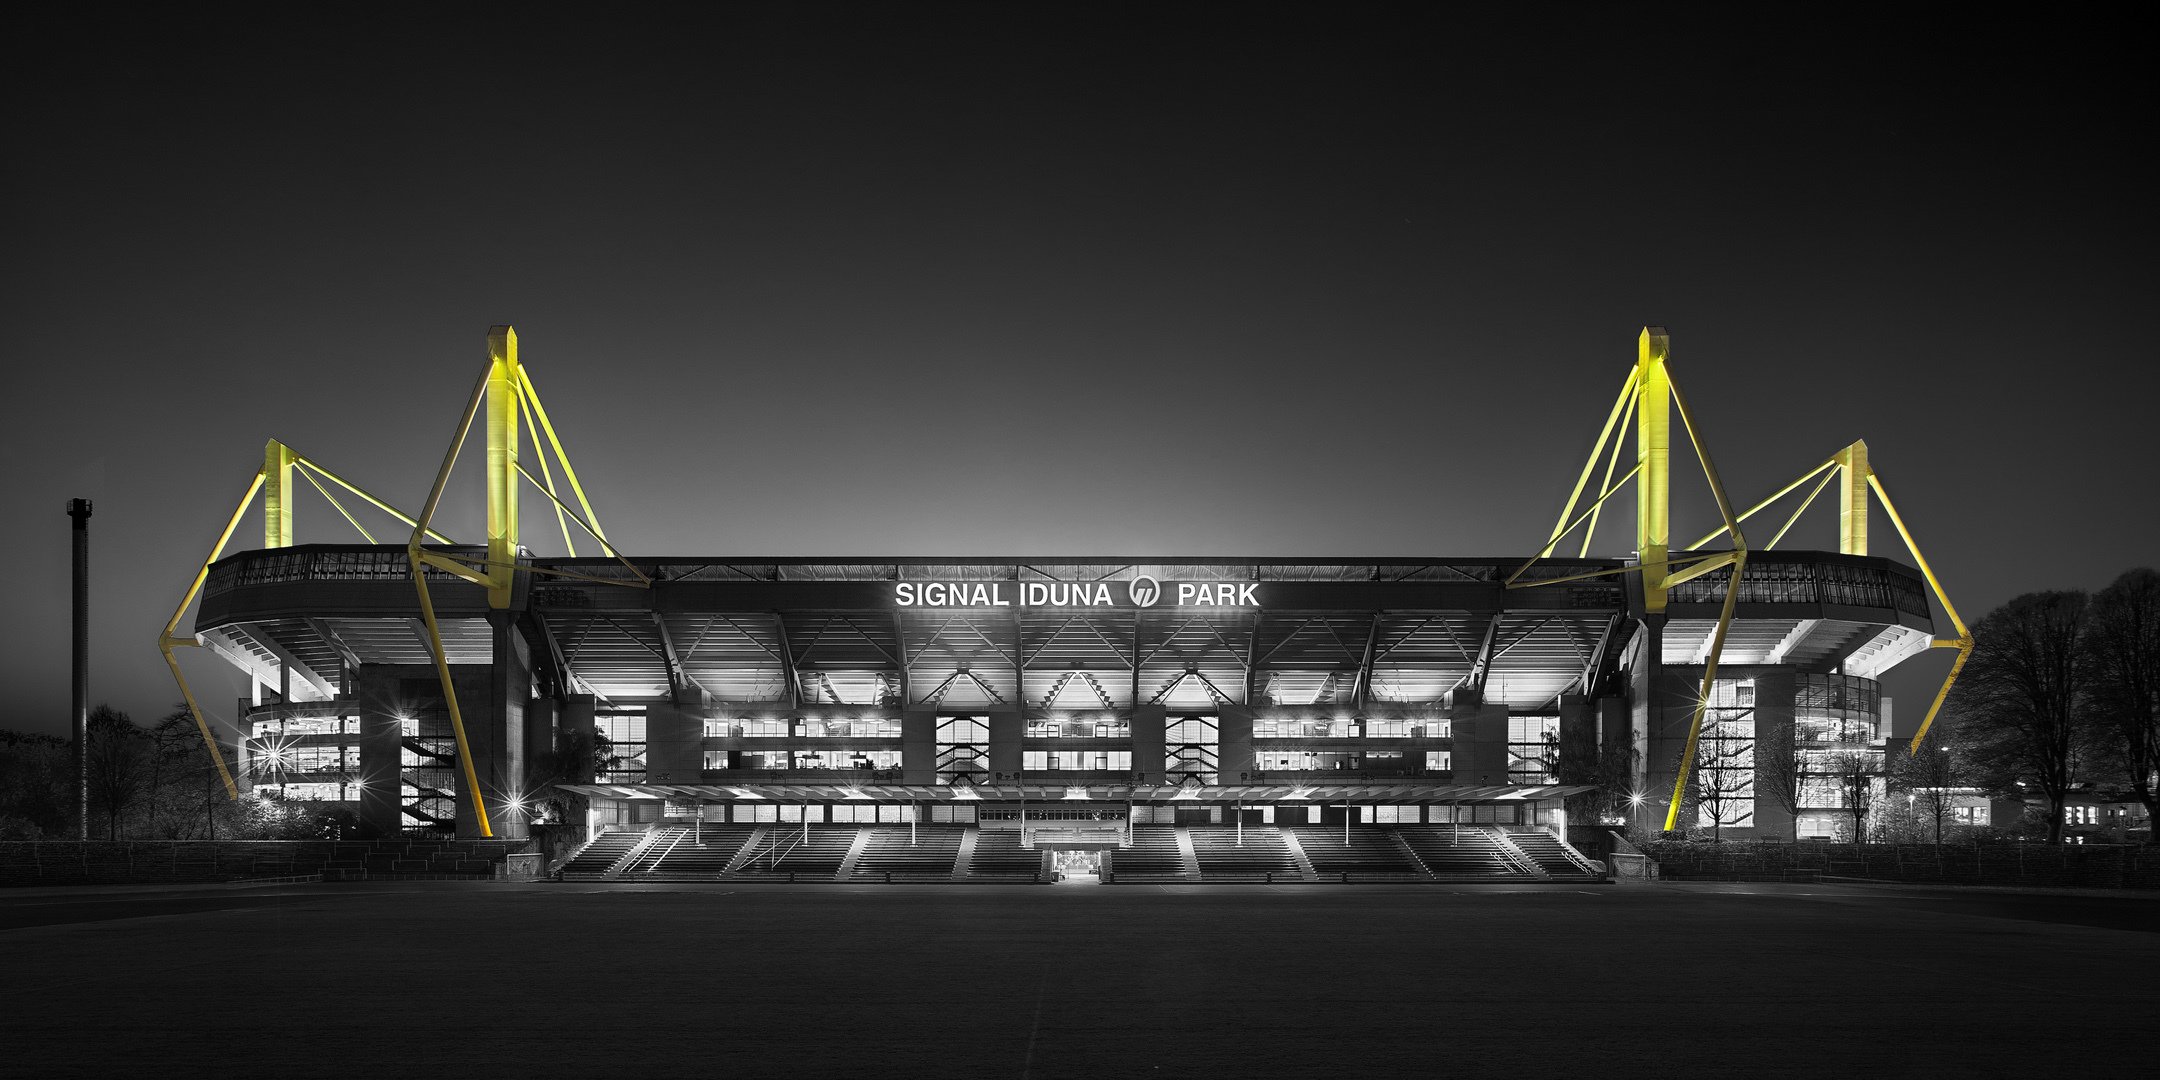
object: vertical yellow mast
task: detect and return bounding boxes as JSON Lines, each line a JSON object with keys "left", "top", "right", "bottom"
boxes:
{"left": 485, "top": 326, "right": 520, "bottom": 609}
{"left": 1836, "top": 439, "right": 1869, "bottom": 555}
{"left": 1636, "top": 327, "right": 1671, "bottom": 611}
{"left": 263, "top": 440, "right": 296, "bottom": 548}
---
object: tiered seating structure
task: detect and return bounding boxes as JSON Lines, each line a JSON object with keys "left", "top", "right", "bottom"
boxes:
{"left": 732, "top": 826, "right": 857, "bottom": 879}
{"left": 632, "top": 824, "right": 758, "bottom": 876}
{"left": 1290, "top": 826, "right": 1423, "bottom": 877}
{"left": 1507, "top": 829, "right": 1601, "bottom": 877}
{"left": 1104, "top": 826, "right": 1186, "bottom": 881}
{"left": 966, "top": 831, "right": 1047, "bottom": 880}
{"left": 850, "top": 828, "right": 963, "bottom": 879}
{"left": 1396, "top": 825, "right": 1521, "bottom": 877}
{"left": 1189, "top": 825, "right": 1299, "bottom": 880}
{"left": 560, "top": 828, "right": 648, "bottom": 878}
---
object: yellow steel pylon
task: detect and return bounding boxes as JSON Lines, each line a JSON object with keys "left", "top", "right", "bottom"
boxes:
{"left": 161, "top": 443, "right": 455, "bottom": 799}
{"left": 1508, "top": 327, "right": 1748, "bottom": 833}
{"left": 405, "top": 326, "right": 649, "bottom": 836}
{"left": 1682, "top": 439, "right": 1972, "bottom": 754}
{"left": 164, "top": 328, "right": 649, "bottom": 831}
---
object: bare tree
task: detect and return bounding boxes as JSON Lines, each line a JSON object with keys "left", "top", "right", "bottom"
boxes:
{"left": 1822, "top": 752, "right": 1877, "bottom": 842}
{"left": 2085, "top": 569, "right": 2160, "bottom": 831}
{"left": 1945, "top": 591, "right": 2092, "bottom": 842}
{"left": 0, "top": 729, "right": 71, "bottom": 838}
{"left": 1756, "top": 714, "right": 1803, "bottom": 840}
{"left": 1890, "top": 730, "right": 1963, "bottom": 844}
{"left": 84, "top": 705, "right": 149, "bottom": 839}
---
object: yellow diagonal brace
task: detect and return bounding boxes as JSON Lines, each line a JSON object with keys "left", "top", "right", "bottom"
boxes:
{"left": 1668, "top": 377, "right": 1747, "bottom": 559}
{"left": 295, "top": 463, "right": 376, "bottom": 543}
{"left": 1511, "top": 462, "right": 1643, "bottom": 580}
{"left": 514, "top": 464, "right": 639, "bottom": 567}
{"left": 1760, "top": 466, "right": 1840, "bottom": 551}
{"left": 515, "top": 382, "right": 577, "bottom": 556}
{"left": 1511, "top": 551, "right": 1738, "bottom": 590}
{"left": 408, "top": 365, "right": 495, "bottom": 837}
{"left": 159, "top": 470, "right": 263, "bottom": 801}
{"left": 517, "top": 369, "right": 608, "bottom": 542}
{"left": 1581, "top": 384, "right": 1641, "bottom": 558}
{"left": 1550, "top": 369, "right": 1643, "bottom": 545}
{"left": 1664, "top": 555, "right": 1747, "bottom": 832}
{"left": 1684, "top": 456, "right": 1839, "bottom": 550}
{"left": 291, "top": 455, "right": 455, "bottom": 543}
{"left": 1869, "top": 473, "right": 1973, "bottom": 752}
{"left": 416, "top": 550, "right": 497, "bottom": 588}
{"left": 409, "top": 553, "right": 493, "bottom": 837}
{"left": 515, "top": 372, "right": 650, "bottom": 587}
{"left": 1660, "top": 549, "right": 1739, "bottom": 590}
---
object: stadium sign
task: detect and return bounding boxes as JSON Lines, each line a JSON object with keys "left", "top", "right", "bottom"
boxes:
{"left": 894, "top": 575, "right": 1258, "bottom": 609}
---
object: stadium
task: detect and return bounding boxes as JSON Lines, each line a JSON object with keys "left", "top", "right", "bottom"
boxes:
{"left": 161, "top": 326, "right": 1966, "bottom": 883}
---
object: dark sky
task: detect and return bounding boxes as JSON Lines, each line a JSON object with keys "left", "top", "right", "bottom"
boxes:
{"left": 3, "top": 6, "right": 2151, "bottom": 739}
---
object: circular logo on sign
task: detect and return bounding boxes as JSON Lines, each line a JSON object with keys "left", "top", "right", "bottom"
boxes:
{"left": 1128, "top": 575, "right": 1161, "bottom": 607}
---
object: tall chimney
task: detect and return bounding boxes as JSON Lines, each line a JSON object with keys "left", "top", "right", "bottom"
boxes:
{"left": 69, "top": 498, "right": 91, "bottom": 840}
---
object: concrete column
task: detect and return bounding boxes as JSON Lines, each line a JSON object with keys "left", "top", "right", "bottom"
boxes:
{"left": 561, "top": 695, "right": 597, "bottom": 783}
{"left": 525, "top": 696, "right": 557, "bottom": 777}
{"left": 1753, "top": 670, "right": 1799, "bottom": 840}
{"left": 645, "top": 689, "right": 709, "bottom": 785}
{"left": 986, "top": 707, "right": 1021, "bottom": 781}
{"left": 1216, "top": 704, "right": 1254, "bottom": 783}
{"left": 902, "top": 709, "right": 936, "bottom": 784}
{"left": 354, "top": 666, "right": 406, "bottom": 836}
{"left": 1130, "top": 705, "right": 1166, "bottom": 785}
{"left": 448, "top": 665, "right": 498, "bottom": 839}
{"left": 1558, "top": 694, "right": 1593, "bottom": 778}
{"left": 483, "top": 610, "right": 530, "bottom": 838}
{"left": 1449, "top": 689, "right": 1508, "bottom": 786}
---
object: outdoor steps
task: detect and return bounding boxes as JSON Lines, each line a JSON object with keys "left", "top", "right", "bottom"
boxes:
{"left": 1287, "top": 827, "right": 1424, "bottom": 875}
{"left": 731, "top": 826, "right": 857, "bottom": 877}
{"left": 965, "top": 830, "right": 1047, "bottom": 879}
{"left": 953, "top": 828, "right": 981, "bottom": 874}
{"left": 1175, "top": 828, "right": 1201, "bottom": 875}
{"left": 633, "top": 825, "right": 758, "bottom": 876}
{"left": 1277, "top": 830, "right": 1319, "bottom": 877}
{"left": 849, "top": 828, "right": 965, "bottom": 879}
{"left": 1394, "top": 825, "right": 1525, "bottom": 877}
{"left": 1506, "top": 828, "right": 1603, "bottom": 877}
{"left": 559, "top": 829, "right": 648, "bottom": 878}
{"left": 1486, "top": 830, "right": 1549, "bottom": 877}
{"left": 1188, "top": 826, "right": 1298, "bottom": 877}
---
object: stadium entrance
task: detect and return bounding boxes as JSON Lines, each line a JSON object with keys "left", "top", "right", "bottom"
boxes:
{"left": 1050, "top": 850, "right": 1104, "bottom": 884}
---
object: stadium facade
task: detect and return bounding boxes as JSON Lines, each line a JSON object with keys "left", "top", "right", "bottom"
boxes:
{"left": 166, "top": 327, "right": 1963, "bottom": 880}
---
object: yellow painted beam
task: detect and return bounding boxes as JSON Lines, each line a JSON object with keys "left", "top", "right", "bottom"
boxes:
{"left": 408, "top": 362, "right": 495, "bottom": 836}
{"left": 485, "top": 326, "right": 520, "bottom": 610}
{"left": 159, "top": 470, "right": 264, "bottom": 801}
{"left": 1868, "top": 472, "right": 1973, "bottom": 752}
{"left": 1837, "top": 440, "right": 1869, "bottom": 555}
{"left": 1636, "top": 328, "right": 1671, "bottom": 612}
{"left": 1664, "top": 555, "right": 1747, "bottom": 832}
{"left": 263, "top": 440, "right": 295, "bottom": 548}
{"left": 290, "top": 455, "right": 456, "bottom": 544}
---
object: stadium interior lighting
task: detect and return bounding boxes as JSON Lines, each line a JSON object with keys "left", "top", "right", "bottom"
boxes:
{"left": 1062, "top": 787, "right": 1091, "bottom": 801}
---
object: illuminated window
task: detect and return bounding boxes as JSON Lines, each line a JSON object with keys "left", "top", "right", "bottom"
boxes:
{"left": 1166, "top": 715, "right": 1219, "bottom": 783}
{"left": 1022, "top": 750, "right": 1133, "bottom": 772}
{"left": 937, "top": 715, "right": 991, "bottom": 782}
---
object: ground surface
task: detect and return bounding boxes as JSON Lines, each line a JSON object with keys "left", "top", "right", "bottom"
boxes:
{"left": 2, "top": 879, "right": 2152, "bottom": 1078}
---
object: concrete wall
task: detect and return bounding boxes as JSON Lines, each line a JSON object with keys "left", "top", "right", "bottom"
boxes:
{"left": 902, "top": 709, "right": 936, "bottom": 784}
{"left": 1129, "top": 705, "right": 1166, "bottom": 784}
{"left": 645, "top": 690, "right": 708, "bottom": 784}
{"left": 1216, "top": 704, "right": 1254, "bottom": 782}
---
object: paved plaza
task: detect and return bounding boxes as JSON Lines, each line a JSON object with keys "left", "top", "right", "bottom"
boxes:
{"left": 3, "top": 880, "right": 2153, "bottom": 1078}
